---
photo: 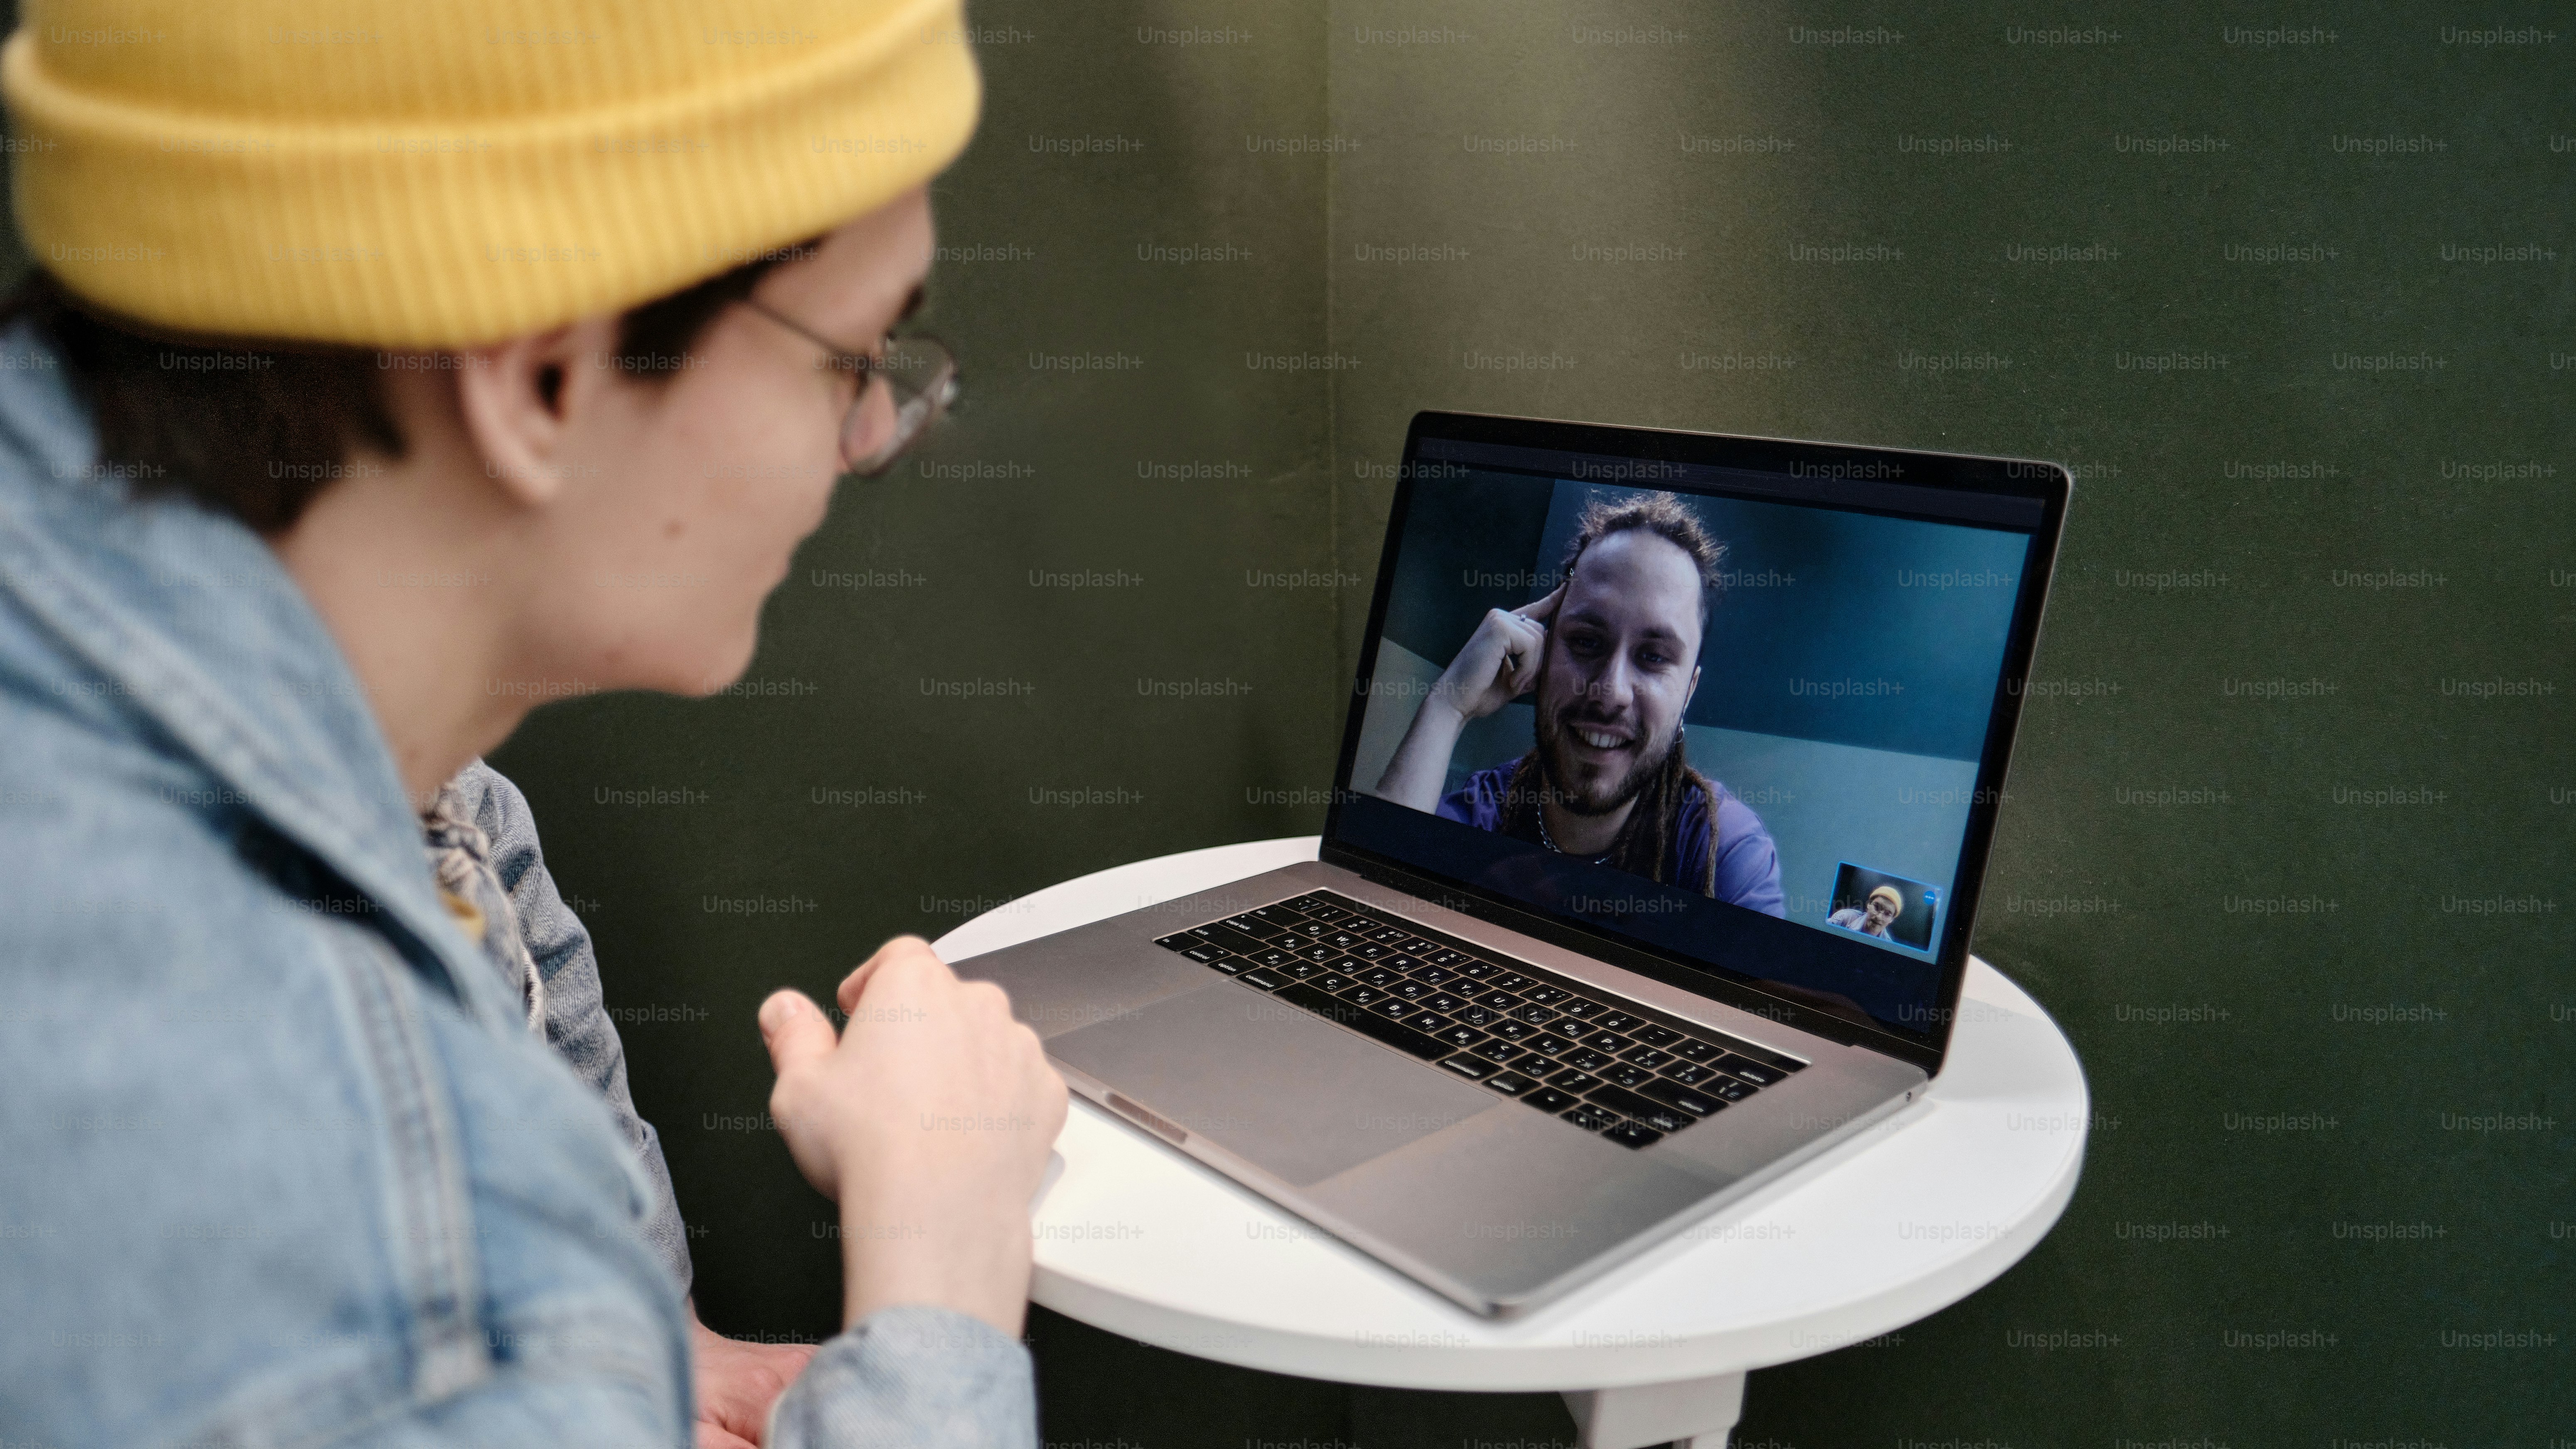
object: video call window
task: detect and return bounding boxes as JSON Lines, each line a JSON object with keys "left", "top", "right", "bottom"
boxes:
{"left": 1344, "top": 469, "right": 2031, "bottom": 1024}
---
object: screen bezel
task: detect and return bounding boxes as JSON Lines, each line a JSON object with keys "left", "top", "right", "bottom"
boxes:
{"left": 1320, "top": 410, "right": 2072, "bottom": 1075}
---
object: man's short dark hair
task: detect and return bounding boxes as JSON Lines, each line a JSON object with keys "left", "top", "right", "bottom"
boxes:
{"left": 2, "top": 241, "right": 813, "bottom": 534}
{"left": 1558, "top": 490, "right": 1728, "bottom": 622}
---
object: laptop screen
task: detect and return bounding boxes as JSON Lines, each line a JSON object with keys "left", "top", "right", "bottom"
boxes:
{"left": 1324, "top": 414, "right": 2067, "bottom": 1063}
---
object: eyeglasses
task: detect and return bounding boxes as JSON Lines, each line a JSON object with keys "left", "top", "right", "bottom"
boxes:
{"left": 736, "top": 296, "right": 960, "bottom": 477}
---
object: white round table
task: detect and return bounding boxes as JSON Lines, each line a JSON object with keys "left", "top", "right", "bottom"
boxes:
{"left": 937, "top": 837, "right": 2089, "bottom": 1449}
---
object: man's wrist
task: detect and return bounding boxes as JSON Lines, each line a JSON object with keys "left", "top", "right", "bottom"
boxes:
{"left": 836, "top": 1195, "right": 1030, "bottom": 1338}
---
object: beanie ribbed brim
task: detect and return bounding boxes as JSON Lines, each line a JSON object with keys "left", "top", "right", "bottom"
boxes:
{"left": 3, "top": 0, "right": 978, "bottom": 347}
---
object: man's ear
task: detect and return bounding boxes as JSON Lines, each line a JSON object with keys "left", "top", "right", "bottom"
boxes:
{"left": 450, "top": 316, "right": 620, "bottom": 508}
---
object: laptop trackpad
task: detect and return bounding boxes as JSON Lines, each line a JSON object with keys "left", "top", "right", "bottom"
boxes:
{"left": 1047, "top": 980, "right": 1502, "bottom": 1187}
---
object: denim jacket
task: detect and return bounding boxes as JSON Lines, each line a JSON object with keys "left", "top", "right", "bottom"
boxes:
{"left": 0, "top": 319, "right": 1035, "bottom": 1449}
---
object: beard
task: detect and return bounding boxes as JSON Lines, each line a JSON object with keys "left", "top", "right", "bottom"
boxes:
{"left": 1533, "top": 700, "right": 1677, "bottom": 818}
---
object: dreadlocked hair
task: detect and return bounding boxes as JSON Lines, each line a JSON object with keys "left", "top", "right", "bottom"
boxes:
{"left": 1556, "top": 489, "right": 1726, "bottom": 620}
{"left": 1497, "top": 742, "right": 1721, "bottom": 897}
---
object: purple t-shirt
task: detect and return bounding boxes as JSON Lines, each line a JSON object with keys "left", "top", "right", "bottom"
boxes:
{"left": 1437, "top": 762, "right": 1787, "bottom": 917}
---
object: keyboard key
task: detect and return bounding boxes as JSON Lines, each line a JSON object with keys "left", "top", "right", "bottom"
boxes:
{"left": 1311, "top": 972, "right": 1354, "bottom": 993}
{"left": 1436, "top": 1024, "right": 1486, "bottom": 1049}
{"left": 1488, "top": 973, "right": 1533, "bottom": 992}
{"left": 1273, "top": 982, "right": 1448, "bottom": 1059}
{"left": 1587, "top": 1083, "right": 1698, "bottom": 1134}
{"left": 1235, "top": 967, "right": 1291, "bottom": 991}
{"left": 1476, "top": 990, "right": 1522, "bottom": 1010}
{"left": 1511, "top": 1004, "right": 1559, "bottom": 1024}
{"left": 1453, "top": 959, "right": 1497, "bottom": 980}
{"left": 1523, "top": 1088, "right": 1579, "bottom": 1113}
{"left": 1384, "top": 954, "right": 1426, "bottom": 974}
{"left": 1398, "top": 936, "right": 1441, "bottom": 955}
{"left": 1602, "top": 1120, "right": 1665, "bottom": 1149}
{"left": 1438, "top": 1054, "right": 1498, "bottom": 1081}
{"left": 1487, "top": 1020, "right": 1536, "bottom": 1041}
{"left": 1219, "top": 914, "right": 1278, "bottom": 938}
{"left": 1594, "top": 1011, "right": 1644, "bottom": 1033}
{"left": 1454, "top": 1005, "right": 1498, "bottom": 1027}
{"left": 1368, "top": 997, "right": 1416, "bottom": 1019}
{"left": 1583, "top": 1031, "right": 1634, "bottom": 1054}
{"left": 1411, "top": 965, "right": 1457, "bottom": 986}
{"left": 1639, "top": 1078, "right": 1724, "bottom": 1117}
{"left": 1483, "top": 1071, "right": 1539, "bottom": 1097}
{"left": 1553, "top": 998, "right": 1606, "bottom": 1021}
{"left": 1290, "top": 921, "right": 1330, "bottom": 939}
{"left": 1244, "top": 904, "right": 1298, "bottom": 926}
{"left": 1181, "top": 944, "right": 1232, "bottom": 965}
{"left": 1295, "top": 943, "right": 1336, "bottom": 963}
{"left": 1662, "top": 1062, "right": 1712, "bottom": 1086}
{"left": 1426, "top": 949, "right": 1468, "bottom": 968}
{"left": 1188, "top": 923, "right": 1270, "bottom": 955}
{"left": 1403, "top": 1010, "right": 1453, "bottom": 1035}
{"left": 1602, "top": 1063, "right": 1654, "bottom": 1089}
{"left": 1423, "top": 992, "right": 1468, "bottom": 1014}
{"left": 1546, "top": 1068, "right": 1603, "bottom": 1094}
{"left": 1247, "top": 948, "right": 1295, "bottom": 969}
{"left": 1518, "top": 985, "right": 1568, "bottom": 1005}
{"left": 1390, "top": 980, "right": 1430, "bottom": 1001}
{"left": 1338, "top": 985, "right": 1386, "bottom": 1007}
{"left": 1526, "top": 1032, "right": 1580, "bottom": 1057}
{"left": 1563, "top": 1049, "right": 1613, "bottom": 1073}
{"left": 1279, "top": 959, "right": 1324, "bottom": 980}
{"left": 1562, "top": 1103, "right": 1622, "bottom": 1133}
{"left": 1153, "top": 933, "right": 1196, "bottom": 952}
{"left": 1671, "top": 1039, "right": 1721, "bottom": 1063}
{"left": 1201, "top": 956, "right": 1250, "bottom": 975}
{"left": 1357, "top": 966, "right": 1399, "bottom": 987}
{"left": 1516, "top": 1055, "right": 1564, "bottom": 1078}
{"left": 1349, "top": 942, "right": 1390, "bottom": 961}
{"left": 1620, "top": 1047, "right": 1673, "bottom": 1071}
{"left": 1322, "top": 931, "right": 1363, "bottom": 951}
{"left": 1631, "top": 1025, "right": 1681, "bottom": 1047}
{"left": 1470, "top": 1041, "right": 1524, "bottom": 1064}
{"left": 1705, "top": 1076, "right": 1755, "bottom": 1102}
{"left": 1714, "top": 1055, "right": 1788, "bottom": 1088}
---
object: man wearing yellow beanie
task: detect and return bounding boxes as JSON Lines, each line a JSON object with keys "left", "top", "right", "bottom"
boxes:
{"left": 0, "top": 5, "right": 1067, "bottom": 1449}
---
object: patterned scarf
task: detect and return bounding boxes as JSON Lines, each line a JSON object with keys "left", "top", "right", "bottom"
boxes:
{"left": 420, "top": 780, "right": 547, "bottom": 1034}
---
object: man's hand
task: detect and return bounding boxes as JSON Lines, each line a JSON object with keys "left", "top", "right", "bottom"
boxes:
{"left": 688, "top": 1305, "right": 816, "bottom": 1449}
{"left": 1372, "top": 586, "right": 1562, "bottom": 810}
{"left": 758, "top": 936, "right": 1068, "bottom": 1338}
{"left": 1433, "top": 586, "right": 1561, "bottom": 722}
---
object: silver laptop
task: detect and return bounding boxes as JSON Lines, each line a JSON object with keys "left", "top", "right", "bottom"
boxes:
{"left": 960, "top": 411, "right": 2070, "bottom": 1317}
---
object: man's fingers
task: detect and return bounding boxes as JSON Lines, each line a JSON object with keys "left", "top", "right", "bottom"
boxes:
{"left": 1503, "top": 615, "right": 1547, "bottom": 695}
{"left": 838, "top": 933, "right": 943, "bottom": 1013}
{"left": 1516, "top": 584, "right": 1565, "bottom": 622}
{"left": 758, "top": 990, "right": 839, "bottom": 1079}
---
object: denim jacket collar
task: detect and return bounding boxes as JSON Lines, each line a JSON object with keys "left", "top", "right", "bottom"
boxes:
{"left": 0, "top": 319, "right": 520, "bottom": 1033}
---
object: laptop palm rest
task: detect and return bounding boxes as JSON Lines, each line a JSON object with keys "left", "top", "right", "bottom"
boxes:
{"left": 1047, "top": 980, "right": 1502, "bottom": 1187}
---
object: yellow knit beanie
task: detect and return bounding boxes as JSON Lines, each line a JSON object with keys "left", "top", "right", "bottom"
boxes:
{"left": 2, "top": 0, "right": 980, "bottom": 346}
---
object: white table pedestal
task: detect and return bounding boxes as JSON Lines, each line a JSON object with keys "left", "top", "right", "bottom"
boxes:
{"left": 1563, "top": 1373, "right": 1745, "bottom": 1449}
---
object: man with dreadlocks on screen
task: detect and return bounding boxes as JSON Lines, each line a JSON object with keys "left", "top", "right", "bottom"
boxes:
{"left": 1374, "top": 491, "right": 1787, "bottom": 914}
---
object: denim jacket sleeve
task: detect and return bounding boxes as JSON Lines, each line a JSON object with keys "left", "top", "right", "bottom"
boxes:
{"left": 452, "top": 761, "right": 695, "bottom": 1294}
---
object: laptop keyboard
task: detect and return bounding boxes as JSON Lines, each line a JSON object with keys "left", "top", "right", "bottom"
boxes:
{"left": 1152, "top": 888, "right": 1804, "bottom": 1150}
